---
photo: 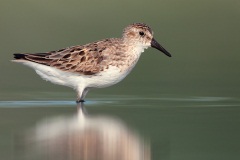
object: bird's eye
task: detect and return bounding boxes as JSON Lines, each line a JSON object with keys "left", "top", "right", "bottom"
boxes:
{"left": 139, "top": 31, "right": 145, "bottom": 36}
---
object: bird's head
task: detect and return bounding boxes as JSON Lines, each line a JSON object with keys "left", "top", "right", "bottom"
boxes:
{"left": 122, "top": 23, "right": 171, "bottom": 57}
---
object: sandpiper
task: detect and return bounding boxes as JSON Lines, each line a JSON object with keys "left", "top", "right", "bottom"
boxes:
{"left": 13, "top": 23, "right": 171, "bottom": 103}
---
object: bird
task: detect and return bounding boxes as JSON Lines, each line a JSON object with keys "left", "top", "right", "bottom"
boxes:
{"left": 12, "top": 23, "right": 171, "bottom": 103}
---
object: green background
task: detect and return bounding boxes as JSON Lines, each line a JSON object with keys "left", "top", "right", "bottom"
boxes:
{"left": 0, "top": 0, "right": 240, "bottom": 160}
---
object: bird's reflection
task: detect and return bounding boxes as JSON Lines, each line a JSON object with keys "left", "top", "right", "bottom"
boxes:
{"left": 23, "top": 102, "right": 151, "bottom": 160}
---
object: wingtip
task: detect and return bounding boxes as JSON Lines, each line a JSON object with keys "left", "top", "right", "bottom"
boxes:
{"left": 13, "top": 53, "right": 26, "bottom": 60}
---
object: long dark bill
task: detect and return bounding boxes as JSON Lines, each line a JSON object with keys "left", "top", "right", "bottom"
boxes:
{"left": 151, "top": 38, "right": 172, "bottom": 57}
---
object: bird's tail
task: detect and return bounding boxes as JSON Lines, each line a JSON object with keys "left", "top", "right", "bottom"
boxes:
{"left": 13, "top": 53, "right": 26, "bottom": 60}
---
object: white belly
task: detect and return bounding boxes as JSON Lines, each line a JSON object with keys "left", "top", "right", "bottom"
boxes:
{"left": 85, "top": 66, "right": 132, "bottom": 88}
{"left": 16, "top": 61, "right": 134, "bottom": 90}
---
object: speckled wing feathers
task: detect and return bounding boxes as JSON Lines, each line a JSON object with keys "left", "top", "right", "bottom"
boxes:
{"left": 19, "top": 39, "right": 122, "bottom": 75}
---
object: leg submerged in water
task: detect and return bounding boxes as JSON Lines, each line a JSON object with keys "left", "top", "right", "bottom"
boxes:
{"left": 76, "top": 87, "right": 90, "bottom": 103}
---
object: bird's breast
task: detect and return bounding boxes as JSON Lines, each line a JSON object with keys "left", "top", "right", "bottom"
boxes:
{"left": 85, "top": 46, "right": 144, "bottom": 88}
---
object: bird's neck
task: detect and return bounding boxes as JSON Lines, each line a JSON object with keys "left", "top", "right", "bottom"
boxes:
{"left": 121, "top": 39, "right": 147, "bottom": 55}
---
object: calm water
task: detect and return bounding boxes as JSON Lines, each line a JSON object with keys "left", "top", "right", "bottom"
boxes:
{"left": 0, "top": 0, "right": 240, "bottom": 160}
{"left": 0, "top": 97, "right": 240, "bottom": 160}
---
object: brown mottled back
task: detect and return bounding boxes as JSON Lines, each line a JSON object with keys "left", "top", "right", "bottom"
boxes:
{"left": 16, "top": 38, "right": 126, "bottom": 75}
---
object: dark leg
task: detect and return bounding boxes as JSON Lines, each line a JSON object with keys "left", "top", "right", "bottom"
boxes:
{"left": 76, "top": 87, "right": 89, "bottom": 104}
